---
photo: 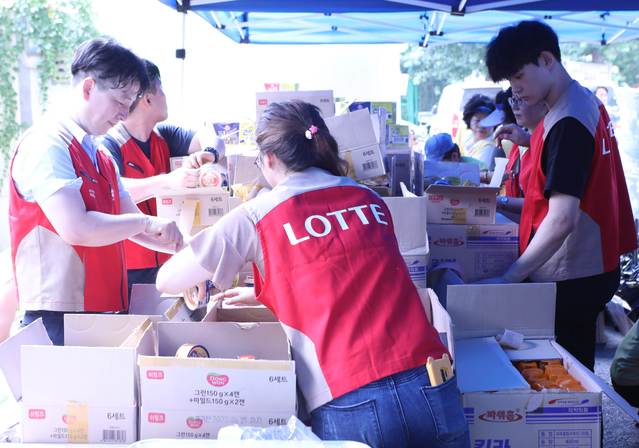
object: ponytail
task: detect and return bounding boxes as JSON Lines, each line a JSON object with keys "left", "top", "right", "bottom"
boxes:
{"left": 256, "top": 100, "right": 348, "bottom": 177}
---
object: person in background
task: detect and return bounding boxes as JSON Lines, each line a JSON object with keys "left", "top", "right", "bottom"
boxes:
{"left": 482, "top": 20, "right": 636, "bottom": 370}
{"left": 9, "top": 38, "right": 182, "bottom": 345}
{"left": 100, "top": 59, "right": 225, "bottom": 295}
{"left": 156, "top": 100, "right": 470, "bottom": 448}
{"left": 424, "top": 133, "right": 464, "bottom": 162}
{"left": 611, "top": 320, "right": 639, "bottom": 408}
{"left": 493, "top": 92, "right": 548, "bottom": 221}
{"left": 460, "top": 94, "right": 505, "bottom": 170}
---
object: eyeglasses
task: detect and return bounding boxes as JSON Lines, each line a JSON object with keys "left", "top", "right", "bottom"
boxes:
{"left": 508, "top": 97, "right": 524, "bottom": 109}
{"left": 254, "top": 151, "right": 264, "bottom": 170}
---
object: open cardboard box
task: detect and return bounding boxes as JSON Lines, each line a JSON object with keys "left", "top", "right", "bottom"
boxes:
{"left": 325, "top": 109, "right": 386, "bottom": 181}
{"left": 445, "top": 283, "right": 639, "bottom": 448}
{"left": 137, "top": 321, "right": 296, "bottom": 440}
{"left": 426, "top": 185, "right": 499, "bottom": 225}
{"left": 0, "top": 315, "right": 155, "bottom": 444}
{"left": 155, "top": 187, "right": 231, "bottom": 236}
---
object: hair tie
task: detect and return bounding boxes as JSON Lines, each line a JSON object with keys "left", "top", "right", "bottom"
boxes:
{"left": 305, "top": 125, "right": 318, "bottom": 140}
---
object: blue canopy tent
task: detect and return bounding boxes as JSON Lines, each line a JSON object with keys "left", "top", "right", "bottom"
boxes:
{"left": 158, "top": 0, "right": 639, "bottom": 46}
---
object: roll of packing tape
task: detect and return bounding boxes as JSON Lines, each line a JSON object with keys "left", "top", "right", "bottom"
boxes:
{"left": 183, "top": 280, "right": 214, "bottom": 311}
{"left": 198, "top": 164, "right": 223, "bottom": 187}
{"left": 176, "top": 344, "right": 210, "bottom": 358}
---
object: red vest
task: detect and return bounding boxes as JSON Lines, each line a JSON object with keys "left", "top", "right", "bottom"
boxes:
{"left": 520, "top": 98, "right": 636, "bottom": 279}
{"left": 250, "top": 178, "right": 447, "bottom": 411}
{"left": 109, "top": 125, "right": 171, "bottom": 270}
{"left": 10, "top": 130, "right": 128, "bottom": 312}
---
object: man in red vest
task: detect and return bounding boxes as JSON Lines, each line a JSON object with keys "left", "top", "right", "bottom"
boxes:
{"left": 100, "top": 60, "right": 224, "bottom": 294}
{"left": 9, "top": 38, "right": 183, "bottom": 345}
{"left": 483, "top": 21, "right": 637, "bottom": 370}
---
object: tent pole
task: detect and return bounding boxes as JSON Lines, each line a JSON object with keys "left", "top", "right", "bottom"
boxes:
{"left": 180, "top": 11, "right": 186, "bottom": 119}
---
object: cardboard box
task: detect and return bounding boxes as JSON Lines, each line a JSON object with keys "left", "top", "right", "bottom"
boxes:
{"left": 169, "top": 156, "right": 188, "bottom": 171}
{"left": 213, "top": 122, "right": 240, "bottom": 145}
{"left": 348, "top": 101, "right": 396, "bottom": 125}
{"left": 203, "top": 300, "right": 277, "bottom": 323}
{"left": 383, "top": 196, "right": 428, "bottom": 251}
{"left": 138, "top": 321, "right": 296, "bottom": 440}
{"left": 426, "top": 185, "right": 498, "bottom": 224}
{"left": 14, "top": 315, "right": 155, "bottom": 443}
{"left": 256, "top": 90, "right": 334, "bottom": 121}
{"left": 444, "top": 283, "right": 639, "bottom": 448}
{"left": 387, "top": 124, "right": 410, "bottom": 148}
{"left": 325, "top": 109, "right": 386, "bottom": 180}
{"left": 156, "top": 187, "right": 231, "bottom": 234}
{"left": 402, "top": 246, "right": 428, "bottom": 288}
{"left": 428, "top": 214, "right": 518, "bottom": 282}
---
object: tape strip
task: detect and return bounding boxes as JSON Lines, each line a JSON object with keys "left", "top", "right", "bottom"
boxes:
{"left": 65, "top": 401, "right": 88, "bottom": 443}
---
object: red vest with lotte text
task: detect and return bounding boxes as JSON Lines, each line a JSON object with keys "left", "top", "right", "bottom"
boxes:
{"left": 111, "top": 125, "right": 171, "bottom": 270}
{"left": 249, "top": 174, "right": 447, "bottom": 411}
{"left": 10, "top": 133, "right": 128, "bottom": 312}
{"left": 519, "top": 84, "right": 636, "bottom": 281}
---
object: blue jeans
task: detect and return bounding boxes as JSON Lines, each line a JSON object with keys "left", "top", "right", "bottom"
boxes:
{"left": 311, "top": 366, "right": 470, "bottom": 448}
{"left": 21, "top": 310, "right": 65, "bottom": 345}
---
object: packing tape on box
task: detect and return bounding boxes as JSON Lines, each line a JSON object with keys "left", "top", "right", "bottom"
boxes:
{"left": 176, "top": 344, "right": 210, "bottom": 358}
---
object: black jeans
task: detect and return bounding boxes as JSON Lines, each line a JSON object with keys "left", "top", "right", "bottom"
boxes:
{"left": 612, "top": 379, "right": 639, "bottom": 408}
{"left": 554, "top": 267, "right": 621, "bottom": 371}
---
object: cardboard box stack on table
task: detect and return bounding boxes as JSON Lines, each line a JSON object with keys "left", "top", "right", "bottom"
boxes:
{"left": 425, "top": 184, "right": 519, "bottom": 282}
{"left": 443, "top": 283, "right": 639, "bottom": 448}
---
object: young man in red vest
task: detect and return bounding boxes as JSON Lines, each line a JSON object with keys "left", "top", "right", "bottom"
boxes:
{"left": 100, "top": 60, "right": 225, "bottom": 294}
{"left": 9, "top": 39, "right": 183, "bottom": 345}
{"left": 483, "top": 21, "right": 637, "bottom": 370}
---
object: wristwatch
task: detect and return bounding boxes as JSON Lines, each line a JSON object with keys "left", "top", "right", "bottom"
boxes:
{"left": 497, "top": 196, "right": 509, "bottom": 209}
{"left": 203, "top": 146, "right": 219, "bottom": 164}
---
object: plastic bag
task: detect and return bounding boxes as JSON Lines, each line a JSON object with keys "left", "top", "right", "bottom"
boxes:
{"left": 217, "top": 416, "right": 321, "bottom": 441}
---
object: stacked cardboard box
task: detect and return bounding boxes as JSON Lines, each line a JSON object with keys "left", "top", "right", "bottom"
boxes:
{"left": 426, "top": 185, "right": 518, "bottom": 282}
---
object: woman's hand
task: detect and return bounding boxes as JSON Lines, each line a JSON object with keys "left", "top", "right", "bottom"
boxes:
{"left": 212, "top": 287, "right": 259, "bottom": 306}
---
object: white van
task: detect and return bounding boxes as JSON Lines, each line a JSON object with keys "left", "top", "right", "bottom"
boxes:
{"left": 429, "top": 82, "right": 503, "bottom": 141}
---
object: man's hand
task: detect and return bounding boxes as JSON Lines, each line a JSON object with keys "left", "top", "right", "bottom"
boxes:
{"left": 493, "top": 124, "right": 531, "bottom": 148}
{"left": 166, "top": 167, "right": 200, "bottom": 189}
{"left": 211, "top": 287, "right": 259, "bottom": 306}
{"left": 144, "top": 216, "right": 183, "bottom": 251}
{"left": 183, "top": 151, "right": 216, "bottom": 169}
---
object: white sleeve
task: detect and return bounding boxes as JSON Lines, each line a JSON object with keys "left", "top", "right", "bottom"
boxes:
{"left": 188, "top": 205, "right": 260, "bottom": 291}
{"left": 13, "top": 129, "right": 81, "bottom": 203}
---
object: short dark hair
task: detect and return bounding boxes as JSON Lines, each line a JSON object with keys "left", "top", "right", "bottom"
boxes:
{"left": 442, "top": 144, "right": 461, "bottom": 161}
{"left": 486, "top": 21, "right": 561, "bottom": 82}
{"left": 462, "top": 94, "right": 495, "bottom": 129}
{"left": 256, "top": 100, "right": 347, "bottom": 177}
{"left": 130, "top": 59, "right": 161, "bottom": 112}
{"left": 495, "top": 88, "right": 517, "bottom": 125}
{"left": 71, "top": 37, "right": 148, "bottom": 95}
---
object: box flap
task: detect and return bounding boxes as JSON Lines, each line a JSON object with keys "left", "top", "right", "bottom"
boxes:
{"left": 427, "top": 289, "right": 455, "bottom": 361}
{"left": 0, "top": 318, "right": 51, "bottom": 401}
{"left": 424, "top": 160, "right": 481, "bottom": 186}
{"left": 383, "top": 196, "right": 427, "bottom": 251}
{"left": 325, "top": 108, "right": 378, "bottom": 151}
{"left": 203, "top": 300, "right": 277, "bottom": 323}
{"left": 157, "top": 322, "right": 290, "bottom": 360}
{"left": 21, "top": 345, "right": 136, "bottom": 405}
{"left": 64, "top": 314, "right": 154, "bottom": 347}
{"left": 447, "top": 283, "right": 556, "bottom": 339}
{"left": 129, "top": 284, "right": 179, "bottom": 317}
{"left": 504, "top": 338, "right": 561, "bottom": 361}
{"left": 256, "top": 90, "right": 335, "bottom": 120}
{"left": 155, "top": 186, "right": 227, "bottom": 197}
{"left": 456, "top": 337, "right": 530, "bottom": 393}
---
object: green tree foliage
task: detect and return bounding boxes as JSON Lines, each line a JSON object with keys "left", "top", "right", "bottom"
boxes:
{"left": 0, "top": 0, "right": 97, "bottom": 172}
{"left": 561, "top": 41, "right": 639, "bottom": 87}
{"left": 401, "top": 43, "right": 488, "bottom": 111}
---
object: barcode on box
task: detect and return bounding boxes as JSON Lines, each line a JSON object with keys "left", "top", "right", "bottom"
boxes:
{"left": 102, "top": 430, "right": 126, "bottom": 443}
{"left": 362, "top": 161, "right": 378, "bottom": 171}
{"left": 474, "top": 208, "right": 490, "bottom": 217}
{"left": 208, "top": 208, "right": 225, "bottom": 217}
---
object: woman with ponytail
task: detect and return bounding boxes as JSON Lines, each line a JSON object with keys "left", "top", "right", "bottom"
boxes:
{"left": 157, "top": 100, "right": 469, "bottom": 448}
